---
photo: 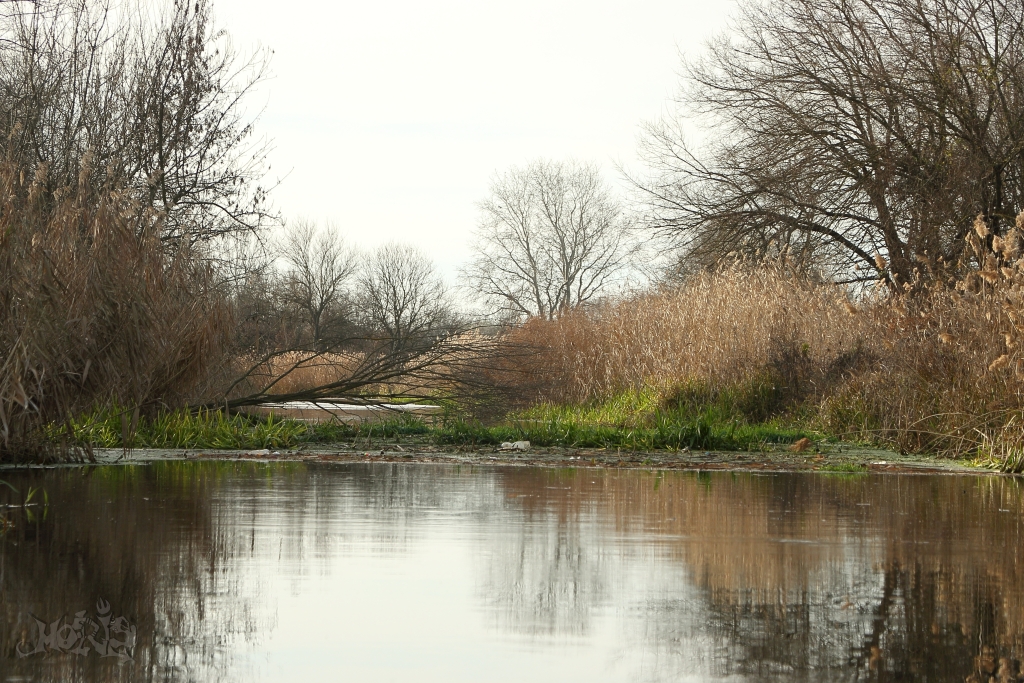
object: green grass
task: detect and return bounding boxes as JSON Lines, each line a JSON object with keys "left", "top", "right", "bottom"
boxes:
{"left": 818, "top": 462, "right": 868, "bottom": 473}
{"left": 56, "top": 383, "right": 823, "bottom": 453}
{"left": 59, "top": 407, "right": 312, "bottom": 449}
{"left": 430, "top": 417, "right": 803, "bottom": 451}
{"left": 435, "top": 381, "right": 816, "bottom": 451}
{"left": 56, "top": 405, "right": 440, "bottom": 450}
{"left": 306, "top": 416, "right": 433, "bottom": 442}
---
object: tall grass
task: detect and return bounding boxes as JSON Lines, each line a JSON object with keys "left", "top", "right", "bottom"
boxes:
{"left": 236, "top": 351, "right": 362, "bottom": 396}
{"left": 510, "top": 263, "right": 869, "bottom": 406}
{"left": 0, "top": 156, "right": 229, "bottom": 460}
{"left": 65, "top": 407, "right": 309, "bottom": 450}
{"left": 63, "top": 405, "right": 446, "bottom": 450}
{"left": 505, "top": 232, "right": 1024, "bottom": 465}
{"left": 59, "top": 397, "right": 809, "bottom": 453}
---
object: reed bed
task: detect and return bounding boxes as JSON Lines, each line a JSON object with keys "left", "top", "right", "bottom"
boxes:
{"left": 511, "top": 264, "right": 869, "bottom": 405}
{"left": 236, "top": 351, "right": 364, "bottom": 396}
{"left": 506, "top": 224, "right": 1024, "bottom": 465}
{"left": 227, "top": 330, "right": 507, "bottom": 405}
{"left": 0, "top": 157, "right": 230, "bottom": 460}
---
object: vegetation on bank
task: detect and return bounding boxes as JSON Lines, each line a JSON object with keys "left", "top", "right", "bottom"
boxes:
{"left": 20, "top": 241, "right": 1024, "bottom": 472}
{"left": 33, "top": 238, "right": 1024, "bottom": 473}
{"left": 0, "top": 0, "right": 491, "bottom": 459}
{"left": 61, "top": 386, "right": 816, "bottom": 454}
{"left": 6, "top": 0, "right": 1024, "bottom": 477}
{"left": 498, "top": 245, "right": 1024, "bottom": 472}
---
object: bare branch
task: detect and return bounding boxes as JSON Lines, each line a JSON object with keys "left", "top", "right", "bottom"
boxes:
{"left": 464, "top": 160, "right": 635, "bottom": 320}
{"left": 634, "top": 0, "right": 1024, "bottom": 287}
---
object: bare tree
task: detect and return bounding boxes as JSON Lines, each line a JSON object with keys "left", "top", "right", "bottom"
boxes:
{"left": 0, "top": 0, "right": 275, "bottom": 244}
{"left": 216, "top": 230, "right": 284, "bottom": 356}
{"left": 464, "top": 160, "right": 632, "bottom": 320}
{"left": 218, "top": 242, "right": 504, "bottom": 410}
{"left": 636, "top": 0, "right": 1024, "bottom": 288}
{"left": 279, "top": 220, "right": 356, "bottom": 349}
{"left": 358, "top": 243, "right": 455, "bottom": 350}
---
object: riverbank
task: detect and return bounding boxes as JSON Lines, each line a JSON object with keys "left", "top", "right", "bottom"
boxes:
{"left": 7, "top": 440, "right": 986, "bottom": 474}
{"left": 8, "top": 403, "right": 998, "bottom": 473}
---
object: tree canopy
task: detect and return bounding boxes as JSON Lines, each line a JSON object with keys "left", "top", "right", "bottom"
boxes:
{"left": 465, "top": 160, "right": 632, "bottom": 320}
{"left": 638, "top": 0, "right": 1024, "bottom": 287}
{"left": 0, "top": 0, "right": 274, "bottom": 244}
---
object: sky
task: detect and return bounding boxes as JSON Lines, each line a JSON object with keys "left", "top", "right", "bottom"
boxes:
{"left": 211, "top": 0, "right": 736, "bottom": 281}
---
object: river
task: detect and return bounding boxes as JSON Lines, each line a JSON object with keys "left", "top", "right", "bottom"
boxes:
{"left": 1, "top": 462, "right": 1020, "bottom": 682}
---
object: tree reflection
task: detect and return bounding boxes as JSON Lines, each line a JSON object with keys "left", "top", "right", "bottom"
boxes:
{"left": 484, "top": 469, "right": 1024, "bottom": 682}
{"left": 0, "top": 462, "right": 277, "bottom": 682}
{"left": 2, "top": 463, "right": 1022, "bottom": 682}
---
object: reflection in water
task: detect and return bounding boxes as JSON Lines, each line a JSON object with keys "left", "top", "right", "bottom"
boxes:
{"left": 1, "top": 463, "right": 1022, "bottom": 682}
{"left": 0, "top": 463, "right": 279, "bottom": 682}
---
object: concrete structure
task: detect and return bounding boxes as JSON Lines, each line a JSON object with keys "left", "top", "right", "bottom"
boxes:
{"left": 243, "top": 401, "right": 443, "bottom": 424}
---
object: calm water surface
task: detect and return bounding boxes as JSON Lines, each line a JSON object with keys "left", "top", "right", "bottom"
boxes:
{"left": 1, "top": 462, "right": 1022, "bottom": 682}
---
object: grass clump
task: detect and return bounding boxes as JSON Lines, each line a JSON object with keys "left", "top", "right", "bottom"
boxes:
{"left": 65, "top": 408, "right": 310, "bottom": 450}
{"left": 435, "top": 383, "right": 815, "bottom": 451}
{"left": 305, "top": 416, "right": 433, "bottom": 442}
{"left": 819, "top": 462, "right": 868, "bottom": 473}
{"left": 63, "top": 406, "right": 441, "bottom": 451}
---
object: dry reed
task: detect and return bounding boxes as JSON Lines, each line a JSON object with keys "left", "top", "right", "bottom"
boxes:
{"left": 237, "top": 351, "right": 363, "bottom": 396}
{"left": 511, "top": 263, "right": 869, "bottom": 405}
{"left": 507, "top": 226, "right": 1024, "bottom": 461}
{"left": 0, "top": 156, "right": 230, "bottom": 459}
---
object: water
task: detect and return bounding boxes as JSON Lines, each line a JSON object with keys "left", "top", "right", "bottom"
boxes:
{"left": 1, "top": 462, "right": 1022, "bottom": 682}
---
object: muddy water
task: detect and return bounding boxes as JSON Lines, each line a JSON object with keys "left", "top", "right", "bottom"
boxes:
{"left": 1, "top": 463, "right": 1022, "bottom": 682}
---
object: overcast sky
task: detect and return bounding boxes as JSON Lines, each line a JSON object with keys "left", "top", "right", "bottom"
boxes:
{"left": 212, "top": 0, "right": 736, "bottom": 279}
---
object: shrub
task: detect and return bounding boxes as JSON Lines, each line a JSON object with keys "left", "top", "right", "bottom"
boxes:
{"left": 0, "top": 158, "right": 229, "bottom": 460}
{"left": 503, "top": 230, "right": 1024, "bottom": 465}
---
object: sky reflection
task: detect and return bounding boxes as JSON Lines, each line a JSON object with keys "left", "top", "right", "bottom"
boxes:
{"left": 2, "top": 463, "right": 1021, "bottom": 682}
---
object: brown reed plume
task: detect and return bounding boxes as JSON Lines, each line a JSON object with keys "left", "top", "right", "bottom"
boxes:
{"left": 510, "top": 261, "right": 871, "bottom": 406}
{"left": 506, "top": 225, "right": 1024, "bottom": 463}
{"left": 0, "top": 156, "right": 230, "bottom": 460}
